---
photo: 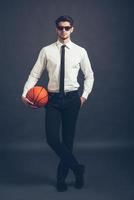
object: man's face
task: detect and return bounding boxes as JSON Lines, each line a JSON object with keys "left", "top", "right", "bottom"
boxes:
{"left": 56, "top": 21, "right": 74, "bottom": 40}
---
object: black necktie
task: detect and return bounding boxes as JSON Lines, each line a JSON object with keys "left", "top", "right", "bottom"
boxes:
{"left": 59, "top": 45, "right": 65, "bottom": 96}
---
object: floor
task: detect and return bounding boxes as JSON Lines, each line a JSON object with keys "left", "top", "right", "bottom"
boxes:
{"left": 0, "top": 147, "right": 134, "bottom": 200}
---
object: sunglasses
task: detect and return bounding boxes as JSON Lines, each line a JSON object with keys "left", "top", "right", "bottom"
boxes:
{"left": 57, "top": 26, "right": 72, "bottom": 31}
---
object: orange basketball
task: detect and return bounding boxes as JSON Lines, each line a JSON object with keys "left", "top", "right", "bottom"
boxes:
{"left": 26, "top": 86, "right": 48, "bottom": 107}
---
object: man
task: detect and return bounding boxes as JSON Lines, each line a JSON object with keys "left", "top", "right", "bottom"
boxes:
{"left": 22, "top": 15, "right": 94, "bottom": 192}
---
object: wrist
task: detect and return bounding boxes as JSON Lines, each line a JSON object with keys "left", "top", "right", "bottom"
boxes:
{"left": 81, "top": 96, "right": 86, "bottom": 102}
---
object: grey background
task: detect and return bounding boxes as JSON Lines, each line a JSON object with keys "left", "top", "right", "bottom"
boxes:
{"left": 0, "top": 1, "right": 134, "bottom": 199}
{"left": 0, "top": 0, "right": 133, "bottom": 149}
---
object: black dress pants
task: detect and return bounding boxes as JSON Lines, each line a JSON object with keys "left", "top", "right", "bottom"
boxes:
{"left": 45, "top": 90, "right": 81, "bottom": 180}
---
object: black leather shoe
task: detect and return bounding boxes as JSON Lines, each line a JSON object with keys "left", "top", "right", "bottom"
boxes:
{"left": 74, "top": 164, "right": 85, "bottom": 189}
{"left": 56, "top": 180, "right": 68, "bottom": 192}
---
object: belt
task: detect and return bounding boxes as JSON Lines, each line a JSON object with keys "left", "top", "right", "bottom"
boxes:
{"left": 48, "top": 90, "right": 78, "bottom": 96}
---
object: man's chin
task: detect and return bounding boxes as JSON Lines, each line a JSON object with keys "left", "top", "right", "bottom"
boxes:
{"left": 60, "top": 36, "right": 68, "bottom": 40}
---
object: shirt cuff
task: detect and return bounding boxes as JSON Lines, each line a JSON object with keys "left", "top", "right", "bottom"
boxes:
{"left": 82, "top": 91, "right": 89, "bottom": 100}
{"left": 22, "top": 90, "right": 27, "bottom": 98}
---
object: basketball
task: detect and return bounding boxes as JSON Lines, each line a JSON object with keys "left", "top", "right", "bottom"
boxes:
{"left": 26, "top": 86, "right": 48, "bottom": 107}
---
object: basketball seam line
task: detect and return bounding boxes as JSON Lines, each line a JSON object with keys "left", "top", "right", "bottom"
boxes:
{"left": 37, "top": 95, "right": 48, "bottom": 104}
{"left": 34, "top": 87, "right": 44, "bottom": 104}
{"left": 26, "top": 94, "right": 33, "bottom": 101}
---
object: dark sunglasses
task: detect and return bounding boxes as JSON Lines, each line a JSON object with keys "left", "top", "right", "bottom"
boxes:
{"left": 57, "top": 26, "right": 72, "bottom": 31}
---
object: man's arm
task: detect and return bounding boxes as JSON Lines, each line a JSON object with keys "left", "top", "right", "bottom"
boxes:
{"left": 22, "top": 48, "right": 46, "bottom": 97}
{"left": 21, "top": 48, "right": 47, "bottom": 107}
{"left": 80, "top": 48, "right": 94, "bottom": 104}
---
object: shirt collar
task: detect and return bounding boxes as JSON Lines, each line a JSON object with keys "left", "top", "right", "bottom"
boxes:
{"left": 56, "top": 40, "right": 72, "bottom": 49}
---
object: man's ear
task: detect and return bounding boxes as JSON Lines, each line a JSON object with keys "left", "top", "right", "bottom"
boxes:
{"left": 71, "top": 27, "right": 74, "bottom": 33}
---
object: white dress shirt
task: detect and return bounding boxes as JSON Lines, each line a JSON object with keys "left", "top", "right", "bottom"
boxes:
{"left": 22, "top": 40, "right": 94, "bottom": 99}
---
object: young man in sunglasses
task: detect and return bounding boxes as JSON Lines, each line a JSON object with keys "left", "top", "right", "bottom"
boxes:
{"left": 22, "top": 15, "right": 94, "bottom": 192}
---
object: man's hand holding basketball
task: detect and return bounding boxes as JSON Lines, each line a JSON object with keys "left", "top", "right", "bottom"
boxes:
{"left": 21, "top": 96, "right": 38, "bottom": 109}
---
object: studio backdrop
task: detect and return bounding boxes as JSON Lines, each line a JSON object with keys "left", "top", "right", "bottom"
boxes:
{"left": 0, "top": 0, "right": 133, "bottom": 151}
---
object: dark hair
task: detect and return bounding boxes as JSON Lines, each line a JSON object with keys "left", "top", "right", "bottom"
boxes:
{"left": 55, "top": 15, "right": 74, "bottom": 27}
